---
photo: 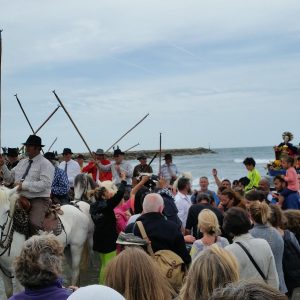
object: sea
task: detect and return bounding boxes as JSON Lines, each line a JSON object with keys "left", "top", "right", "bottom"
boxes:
{"left": 128, "top": 146, "right": 275, "bottom": 191}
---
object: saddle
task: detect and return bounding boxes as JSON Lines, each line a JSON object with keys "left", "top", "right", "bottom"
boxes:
{"left": 14, "top": 197, "right": 64, "bottom": 237}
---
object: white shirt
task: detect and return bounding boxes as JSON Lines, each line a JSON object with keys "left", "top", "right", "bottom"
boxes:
{"left": 99, "top": 161, "right": 133, "bottom": 185}
{"left": 175, "top": 191, "right": 191, "bottom": 228}
{"left": 58, "top": 159, "right": 81, "bottom": 187}
{"left": 1, "top": 153, "right": 54, "bottom": 198}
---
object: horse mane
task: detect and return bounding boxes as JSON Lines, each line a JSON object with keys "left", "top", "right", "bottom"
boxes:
{"left": 0, "top": 187, "right": 19, "bottom": 216}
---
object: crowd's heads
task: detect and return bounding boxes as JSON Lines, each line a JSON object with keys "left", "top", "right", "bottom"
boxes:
{"left": 143, "top": 193, "right": 164, "bottom": 214}
{"left": 283, "top": 210, "right": 300, "bottom": 237}
{"left": 238, "top": 177, "right": 250, "bottom": 189}
{"left": 223, "top": 207, "right": 251, "bottom": 237}
{"left": 208, "top": 280, "right": 287, "bottom": 300}
{"left": 220, "top": 188, "right": 241, "bottom": 207}
{"left": 244, "top": 190, "right": 266, "bottom": 207}
{"left": 14, "top": 234, "right": 64, "bottom": 289}
{"left": 134, "top": 186, "right": 150, "bottom": 214}
{"left": 68, "top": 285, "right": 125, "bottom": 300}
{"left": 180, "top": 245, "right": 239, "bottom": 300}
{"left": 258, "top": 178, "right": 270, "bottom": 192}
{"left": 273, "top": 175, "right": 286, "bottom": 191}
{"left": 281, "top": 155, "right": 294, "bottom": 169}
{"left": 269, "top": 204, "right": 286, "bottom": 229}
{"left": 7, "top": 147, "right": 19, "bottom": 158}
{"left": 249, "top": 201, "right": 270, "bottom": 225}
{"left": 196, "top": 192, "right": 214, "bottom": 205}
{"left": 177, "top": 177, "right": 191, "bottom": 192}
{"left": 96, "top": 181, "right": 118, "bottom": 200}
{"left": 198, "top": 209, "right": 221, "bottom": 235}
{"left": 105, "top": 247, "right": 172, "bottom": 300}
{"left": 164, "top": 153, "right": 172, "bottom": 162}
{"left": 243, "top": 157, "right": 256, "bottom": 168}
{"left": 199, "top": 176, "right": 209, "bottom": 190}
{"left": 221, "top": 179, "right": 231, "bottom": 189}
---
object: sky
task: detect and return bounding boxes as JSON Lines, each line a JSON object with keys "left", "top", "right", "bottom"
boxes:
{"left": 1, "top": 0, "right": 300, "bottom": 152}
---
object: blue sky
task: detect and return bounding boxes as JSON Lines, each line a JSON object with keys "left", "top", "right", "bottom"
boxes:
{"left": 1, "top": 0, "right": 300, "bottom": 152}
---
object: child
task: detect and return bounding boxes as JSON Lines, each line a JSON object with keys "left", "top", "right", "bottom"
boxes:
{"left": 243, "top": 157, "right": 261, "bottom": 191}
{"left": 280, "top": 156, "right": 299, "bottom": 198}
{"left": 90, "top": 173, "right": 126, "bottom": 284}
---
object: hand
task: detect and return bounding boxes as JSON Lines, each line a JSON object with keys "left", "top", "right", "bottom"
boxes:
{"left": 184, "top": 235, "right": 196, "bottom": 244}
{"left": 120, "top": 171, "right": 126, "bottom": 181}
{"left": 140, "top": 175, "right": 150, "bottom": 184}
{"left": 212, "top": 168, "right": 217, "bottom": 177}
{"left": 14, "top": 182, "right": 22, "bottom": 191}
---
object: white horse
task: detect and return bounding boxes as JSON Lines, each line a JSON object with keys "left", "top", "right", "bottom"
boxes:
{"left": 74, "top": 173, "right": 98, "bottom": 202}
{"left": 0, "top": 186, "right": 91, "bottom": 299}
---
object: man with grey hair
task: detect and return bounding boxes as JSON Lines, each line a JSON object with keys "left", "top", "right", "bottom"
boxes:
{"left": 133, "top": 193, "right": 191, "bottom": 265}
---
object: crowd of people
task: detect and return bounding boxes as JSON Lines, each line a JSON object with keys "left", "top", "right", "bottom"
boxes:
{"left": 1, "top": 134, "right": 300, "bottom": 299}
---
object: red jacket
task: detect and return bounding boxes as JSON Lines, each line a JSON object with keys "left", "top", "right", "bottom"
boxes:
{"left": 82, "top": 159, "right": 112, "bottom": 182}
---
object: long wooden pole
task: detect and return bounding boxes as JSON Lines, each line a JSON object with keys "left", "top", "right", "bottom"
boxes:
{"left": 124, "top": 143, "right": 140, "bottom": 153}
{"left": 105, "top": 113, "right": 149, "bottom": 153}
{"left": 159, "top": 133, "right": 162, "bottom": 174}
{"left": 148, "top": 152, "right": 158, "bottom": 167}
{"left": 34, "top": 105, "right": 60, "bottom": 134}
{"left": 15, "top": 94, "right": 35, "bottom": 133}
{"left": 53, "top": 90, "right": 94, "bottom": 156}
{"left": 47, "top": 137, "right": 58, "bottom": 152}
{"left": 0, "top": 30, "right": 3, "bottom": 153}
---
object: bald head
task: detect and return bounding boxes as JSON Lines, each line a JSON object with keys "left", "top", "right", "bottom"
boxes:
{"left": 143, "top": 193, "right": 164, "bottom": 214}
{"left": 258, "top": 178, "right": 270, "bottom": 192}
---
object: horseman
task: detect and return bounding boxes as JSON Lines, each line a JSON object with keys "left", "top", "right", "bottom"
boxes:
{"left": 0, "top": 135, "right": 54, "bottom": 235}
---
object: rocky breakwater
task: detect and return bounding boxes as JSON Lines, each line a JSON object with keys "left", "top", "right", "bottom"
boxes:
{"left": 76, "top": 147, "right": 216, "bottom": 161}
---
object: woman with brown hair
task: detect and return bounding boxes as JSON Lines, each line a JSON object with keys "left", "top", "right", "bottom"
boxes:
{"left": 269, "top": 205, "right": 300, "bottom": 296}
{"left": 104, "top": 247, "right": 172, "bottom": 300}
{"left": 249, "top": 201, "right": 287, "bottom": 293}
{"left": 283, "top": 209, "right": 300, "bottom": 244}
{"left": 218, "top": 188, "right": 246, "bottom": 212}
{"left": 179, "top": 245, "right": 239, "bottom": 300}
{"left": 190, "top": 209, "right": 229, "bottom": 259}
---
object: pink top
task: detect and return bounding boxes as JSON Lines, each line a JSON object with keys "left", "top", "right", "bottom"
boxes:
{"left": 114, "top": 200, "right": 132, "bottom": 233}
{"left": 284, "top": 167, "right": 300, "bottom": 191}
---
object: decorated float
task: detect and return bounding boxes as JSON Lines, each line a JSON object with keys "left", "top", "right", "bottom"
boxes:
{"left": 267, "top": 132, "right": 300, "bottom": 176}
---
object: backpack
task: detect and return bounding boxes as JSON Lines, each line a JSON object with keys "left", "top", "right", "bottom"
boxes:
{"left": 283, "top": 230, "right": 300, "bottom": 292}
{"left": 136, "top": 221, "right": 186, "bottom": 293}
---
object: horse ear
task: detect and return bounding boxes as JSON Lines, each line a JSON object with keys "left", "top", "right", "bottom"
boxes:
{"left": 8, "top": 186, "right": 18, "bottom": 198}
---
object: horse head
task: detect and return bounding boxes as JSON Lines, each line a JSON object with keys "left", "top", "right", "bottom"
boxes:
{"left": 74, "top": 174, "right": 98, "bottom": 202}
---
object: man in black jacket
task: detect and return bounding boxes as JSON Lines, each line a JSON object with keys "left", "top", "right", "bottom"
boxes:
{"left": 132, "top": 193, "right": 191, "bottom": 266}
{"left": 185, "top": 192, "right": 224, "bottom": 239}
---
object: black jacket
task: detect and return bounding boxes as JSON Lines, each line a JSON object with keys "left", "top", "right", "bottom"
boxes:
{"left": 133, "top": 212, "right": 191, "bottom": 265}
{"left": 90, "top": 181, "right": 126, "bottom": 253}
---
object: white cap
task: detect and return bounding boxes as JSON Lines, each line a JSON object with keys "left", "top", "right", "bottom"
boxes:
{"left": 68, "top": 285, "right": 125, "bottom": 300}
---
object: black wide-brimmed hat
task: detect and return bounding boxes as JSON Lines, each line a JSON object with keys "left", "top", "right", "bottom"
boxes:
{"left": 7, "top": 148, "right": 19, "bottom": 157}
{"left": 137, "top": 154, "right": 147, "bottom": 160}
{"left": 113, "top": 148, "right": 125, "bottom": 157}
{"left": 164, "top": 153, "right": 172, "bottom": 160}
{"left": 44, "top": 152, "right": 58, "bottom": 161}
{"left": 22, "top": 135, "right": 44, "bottom": 147}
{"left": 62, "top": 148, "right": 73, "bottom": 155}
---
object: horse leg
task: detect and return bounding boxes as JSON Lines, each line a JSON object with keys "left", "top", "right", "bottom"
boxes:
{"left": 70, "top": 243, "right": 84, "bottom": 285}
{"left": 0, "top": 269, "right": 11, "bottom": 300}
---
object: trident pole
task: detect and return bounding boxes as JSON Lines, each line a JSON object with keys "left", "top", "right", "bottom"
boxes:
{"left": 124, "top": 143, "right": 140, "bottom": 153}
{"left": 105, "top": 113, "right": 149, "bottom": 153}
{"left": 15, "top": 94, "right": 35, "bottom": 133}
{"left": 47, "top": 137, "right": 58, "bottom": 152}
{"left": 52, "top": 90, "right": 95, "bottom": 158}
{"left": 0, "top": 30, "right": 3, "bottom": 153}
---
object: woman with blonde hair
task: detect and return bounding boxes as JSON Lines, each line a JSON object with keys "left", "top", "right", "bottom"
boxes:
{"left": 249, "top": 201, "right": 287, "bottom": 293}
{"left": 190, "top": 209, "right": 229, "bottom": 259}
{"left": 104, "top": 247, "right": 172, "bottom": 300}
{"left": 179, "top": 245, "right": 239, "bottom": 300}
